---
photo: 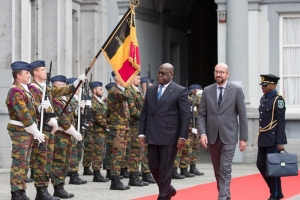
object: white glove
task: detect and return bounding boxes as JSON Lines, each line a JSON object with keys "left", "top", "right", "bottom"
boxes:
{"left": 194, "top": 106, "right": 197, "bottom": 112}
{"left": 79, "top": 100, "right": 85, "bottom": 108}
{"left": 197, "top": 90, "right": 203, "bottom": 95}
{"left": 85, "top": 100, "right": 92, "bottom": 108}
{"left": 65, "top": 125, "right": 83, "bottom": 141}
{"left": 73, "top": 74, "right": 87, "bottom": 88}
{"left": 192, "top": 128, "right": 198, "bottom": 134}
{"left": 24, "top": 123, "right": 45, "bottom": 143}
{"left": 47, "top": 118, "right": 58, "bottom": 133}
{"left": 38, "top": 99, "right": 51, "bottom": 112}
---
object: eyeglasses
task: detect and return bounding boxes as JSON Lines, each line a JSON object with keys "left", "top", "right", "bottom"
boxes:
{"left": 214, "top": 71, "right": 228, "bottom": 75}
{"left": 157, "top": 71, "right": 171, "bottom": 76}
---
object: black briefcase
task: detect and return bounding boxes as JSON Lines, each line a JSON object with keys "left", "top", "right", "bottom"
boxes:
{"left": 266, "top": 151, "right": 298, "bottom": 177}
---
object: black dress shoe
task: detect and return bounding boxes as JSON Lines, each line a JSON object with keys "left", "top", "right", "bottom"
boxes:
{"left": 169, "top": 185, "right": 176, "bottom": 198}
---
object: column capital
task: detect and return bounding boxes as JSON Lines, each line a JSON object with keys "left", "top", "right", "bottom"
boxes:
{"left": 248, "top": 0, "right": 262, "bottom": 11}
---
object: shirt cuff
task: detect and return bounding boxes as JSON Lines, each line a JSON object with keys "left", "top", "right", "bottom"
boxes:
{"left": 139, "top": 135, "right": 145, "bottom": 137}
{"left": 179, "top": 137, "right": 186, "bottom": 140}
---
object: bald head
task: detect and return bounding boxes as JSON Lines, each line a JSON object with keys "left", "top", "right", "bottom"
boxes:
{"left": 214, "top": 63, "right": 229, "bottom": 86}
{"left": 157, "top": 63, "right": 174, "bottom": 85}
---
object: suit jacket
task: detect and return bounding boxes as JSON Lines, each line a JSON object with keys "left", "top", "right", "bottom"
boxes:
{"left": 197, "top": 82, "right": 248, "bottom": 145}
{"left": 139, "top": 81, "right": 191, "bottom": 146}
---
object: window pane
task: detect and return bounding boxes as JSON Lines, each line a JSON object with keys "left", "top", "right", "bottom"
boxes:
{"left": 283, "top": 47, "right": 300, "bottom": 75}
{"left": 283, "top": 77, "right": 300, "bottom": 105}
{"left": 283, "top": 18, "right": 300, "bottom": 45}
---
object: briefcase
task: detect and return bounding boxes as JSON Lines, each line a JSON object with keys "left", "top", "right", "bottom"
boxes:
{"left": 266, "top": 151, "right": 298, "bottom": 177}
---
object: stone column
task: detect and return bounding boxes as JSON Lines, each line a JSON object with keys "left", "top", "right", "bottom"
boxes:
{"left": 80, "top": 0, "right": 108, "bottom": 84}
{"left": 226, "top": 0, "right": 249, "bottom": 102}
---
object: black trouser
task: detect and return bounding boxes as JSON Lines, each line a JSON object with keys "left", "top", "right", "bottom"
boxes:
{"left": 256, "top": 146, "right": 283, "bottom": 199}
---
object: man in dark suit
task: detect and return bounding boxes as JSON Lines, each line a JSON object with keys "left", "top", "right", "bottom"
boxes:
{"left": 256, "top": 74, "right": 286, "bottom": 200}
{"left": 139, "top": 63, "right": 191, "bottom": 200}
{"left": 198, "top": 63, "right": 248, "bottom": 200}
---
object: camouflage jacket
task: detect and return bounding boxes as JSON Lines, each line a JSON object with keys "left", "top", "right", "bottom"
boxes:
{"left": 69, "top": 96, "right": 79, "bottom": 127}
{"left": 126, "top": 85, "right": 144, "bottom": 126}
{"left": 106, "top": 85, "right": 130, "bottom": 129}
{"left": 188, "top": 93, "right": 202, "bottom": 127}
{"left": 6, "top": 81, "right": 37, "bottom": 132}
{"left": 52, "top": 95, "right": 74, "bottom": 131}
{"left": 89, "top": 95, "right": 108, "bottom": 133}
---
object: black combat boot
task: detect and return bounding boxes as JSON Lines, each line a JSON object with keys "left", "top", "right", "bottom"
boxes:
{"left": 128, "top": 172, "right": 149, "bottom": 186}
{"left": 11, "top": 190, "right": 23, "bottom": 200}
{"left": 93, "top": 170, "right": 109, "bottom": 182}
{"left": 189, "top": 164, "right": 204, "bottom": 176}
{"left": 142, "top": 172, "right": 156, "bottom": 184}
{"left": 120, "top": 168, "right": 129, "bottom": 178}
{"left": 106, "top": 169, "right": 111, "bottom": 180}
{"left": 20, "top": 190, "right": 30, "bottom": 200}
{"left": 172, "top": 167, "right": 185, "bottom": 179}
{"left": 53, "top": 183, "right": 74, "bottom": 199}
{"left": 36, "top": 186, "right": 60, "bottom": 200}
{"left": 83, "top": 167, "right": 93, "bottom": 175}
{"left": 138, "top": 170, "right": 142, "bottom": 177}
{"left": 180, "top": 167, "right": 195, "bottom": 177}
{"left": 110, "top": 175, "right": 130, "bottom": 190}
{"left": 69, "top": 172, "right": 87, "bottom": 185}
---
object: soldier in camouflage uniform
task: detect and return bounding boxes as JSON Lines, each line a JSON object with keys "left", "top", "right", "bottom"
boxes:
{"left": 87, "top": 81, "right": 109, "bottom": 182}
{"left": 106, "top": 71, "right": 130, "bottom": 190}
{"left": 188, "top": 84, "right": 204, "bottom": 176}
{"left": 126, "top": 75, "right": 152, "bottom": 187}
{"left": 66, "top": 78, "right": 88, "bottom": 185}
{"left": 50, "top": 75, "right": 85, "bottom": 198}
{"left": 6, "top": 61, "right": 46, "bottom": 200}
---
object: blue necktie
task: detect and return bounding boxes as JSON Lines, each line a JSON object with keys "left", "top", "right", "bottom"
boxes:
{"left": 157, "top": 85, "right": 163, "bottom": 100}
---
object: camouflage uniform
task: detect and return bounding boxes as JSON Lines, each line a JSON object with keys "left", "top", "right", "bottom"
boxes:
{"left": 82, "top": 131, "right": 93, "bottom": 168}
{"left": 106, "top": 85, "right": 130, "bottom": 177}
{"left": 89, "top": 95, "right": 108, "bottom": 170}
{"left": 50, "top": 95, "right": 74, "bottom": 186}
{"left": 6, "top": 81, "right": 37, "bottom": 192}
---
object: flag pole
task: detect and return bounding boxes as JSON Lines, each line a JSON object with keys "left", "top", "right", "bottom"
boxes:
{"left": 60, "top": 7, "right": 134, "bottom": 116}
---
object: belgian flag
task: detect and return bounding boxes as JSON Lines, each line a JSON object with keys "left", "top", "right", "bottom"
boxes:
{"left": 102, "top": 8, "right": 140, "bottom": 86}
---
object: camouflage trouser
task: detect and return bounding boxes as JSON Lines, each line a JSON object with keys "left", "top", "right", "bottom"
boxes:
{"left": 127, "top": 126, "right": 141, "bottom": 172}
{"left": 27, "top": 138, "right": 33, "bottom": 173}
{"left": 120, "top": 129, "right": 131, "bottom": 169}
{"left": 106, "top": 129, "right": 128, "bottom": 176}
{"left": 69, "top": 137, "right": 80, "bottom": 172}
{"left": 50, "top": 130, "right": 72, "bottom": 186}
{"left": 8, "top": 131, "right": 34, "bottom": 191}
{"left": 174, "top": 131, "right": 193, "bottom": 168}
{"left": 140, "top": 143, "right": 150, "bottom": 173}
{"left": 31, "top": 130, "right": 54, "bottom": 187}
{"left": 82, "top": 132, "right": 93, "bottom": 167}
{"left": 190, "top": 133, "right": 200, "bottom": 165}
{"left": 90, "top": 132, "right": 106, "bottom": 170}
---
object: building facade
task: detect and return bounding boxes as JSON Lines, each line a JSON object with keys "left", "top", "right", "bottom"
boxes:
{"left": 0, "top": 0, "right": 299, "bottom": 168}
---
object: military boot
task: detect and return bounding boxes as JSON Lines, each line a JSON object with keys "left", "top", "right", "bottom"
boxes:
{"left": 110, "top": 175, "right": 130, "bottom": 190}
{"left": 93, "top": 170, "right": 109, "bottom": 182}
{"left": 120, "top": 168, "right": 129, "bottom": 178}
{"left": 30, "top": 168, "right": 34, "bottom": 179}
{"left": 172, "top": 167, "right": 185, "bottom": 179}
{"left": 142, "top": 172, "right": 156, "bottom": 184}
{"left": 106, "top": 169, "right": 111, "bottom": 180}
{"left": 36, "top": 187, "right": 60, "bottom": 200}
{"left": 69, "top": 172, "right": 87, "bottom": 185}
{"left": 128, "top": 172, "right": 149, "bottom": 186}
{"left": 83, "top": 167, "right": 93, "bottom": 175}
{"left": 53, "top": 183, "right": 74, "bottom": 199}
{"left": 189, "top": 164, "right": 204, "bottom": 176}
{"left": 20, "top": 190, "right": 30, "bottom": 200}
{"left": 11, "top": 190, "right": 23, "bottom": 200}
{"left": 180, "top": 167, "right": 195, "bottom": 177}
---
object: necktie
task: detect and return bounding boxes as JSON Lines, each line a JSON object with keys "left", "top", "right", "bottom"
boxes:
{"left": 157, "top": 85, "right": 164, "bottom": 100}
{"left": 218, "top": 87, "right": 223, "bottom": 107}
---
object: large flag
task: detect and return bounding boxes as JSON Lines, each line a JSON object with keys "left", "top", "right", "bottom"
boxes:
{"left": 102, "top": 8, "right": 140, "bottom": 86}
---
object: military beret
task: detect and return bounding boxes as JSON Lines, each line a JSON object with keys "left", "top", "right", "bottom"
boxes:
{"left": 11, "top": 61, "right": 31, "bottom": 71}
{"left": 66, "top": 78, "right": 77, "bottom": 85}
{"left": 50, "top": 75, "right": 67, "bottom": 83}
{"left": 140, "top": 77, "right": 148, "bottom": 84}
{"left": 30, "top": 60, "right": 45, "bottom": 70}
{"left": 259, "top": 74, "right": 280, "bottom": 86}
{"left": 188, "top": 84, "right": 202, "bottom": 90}
{"left": 105, "top": 82, "right": 115, "bottom": 91}
{"left": 89, "top": 81, "right": 103, "bottom": 89}
{"left": 111, "top": 71, "right": 116, "bottom": 78}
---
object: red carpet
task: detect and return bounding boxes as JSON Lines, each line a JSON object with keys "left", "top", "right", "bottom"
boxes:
{"left": 133, "top": 172, "right": 300, "bottom": 200}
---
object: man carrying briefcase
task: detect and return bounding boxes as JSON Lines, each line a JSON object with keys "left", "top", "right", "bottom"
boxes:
{"left": 256, "top": 74, "right": 287, "bottom": 200}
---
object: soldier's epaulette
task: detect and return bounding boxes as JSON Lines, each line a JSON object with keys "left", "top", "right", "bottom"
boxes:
{"left": 9, "top": 85, "right": 28, "bottom": 108}
{"left": 276, "top": 93, "right": 285, "bottom": 100}
{"left": 28, "top": 83, "right": 42, "bottom": 95}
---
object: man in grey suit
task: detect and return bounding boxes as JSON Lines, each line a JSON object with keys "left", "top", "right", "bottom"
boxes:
{"left": 139, "top": 63, "right": 191, "bottom": 200}
{"left": 198, "top": 63, "right": 248, "bottom": 200}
